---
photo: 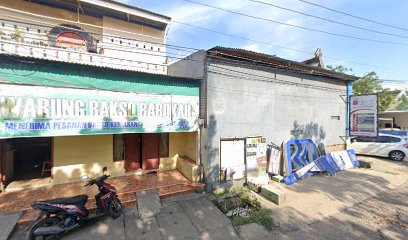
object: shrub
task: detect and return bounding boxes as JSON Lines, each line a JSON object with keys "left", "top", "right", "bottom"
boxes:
{"left": 231, "top": 215, "right": 250, "bottom": 228}
{"left": 230, "top": 185, "right": 261, "bottom": 209}
{"left": 250, "top": 208, "right": 275, "bottom": 231}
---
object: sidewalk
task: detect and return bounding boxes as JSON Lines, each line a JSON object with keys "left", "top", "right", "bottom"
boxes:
{"left": 11, "top": 193, "right": 239, "bottom": 240}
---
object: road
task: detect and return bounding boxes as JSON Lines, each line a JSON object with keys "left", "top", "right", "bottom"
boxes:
{"left": 240, "top": 156, "right": 408, "bottom": 240}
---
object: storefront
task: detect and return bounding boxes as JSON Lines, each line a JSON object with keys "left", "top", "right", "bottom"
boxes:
{"left": 0, "top": 56, "right": 200, "bottom": 189}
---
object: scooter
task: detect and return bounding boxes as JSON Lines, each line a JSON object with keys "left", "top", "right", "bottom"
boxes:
{"left": 27, "top": 167, "right": 123, "bottom": 240}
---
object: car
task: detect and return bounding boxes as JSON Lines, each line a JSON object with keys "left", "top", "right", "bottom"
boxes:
{"left": 348, "top": 135, "right": 408, "bottom": 161}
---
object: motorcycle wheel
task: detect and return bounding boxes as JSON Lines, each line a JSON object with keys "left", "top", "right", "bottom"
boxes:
{"left": 108, "top": 197, "right": 123, "bottom": 218}
{"left": 29, "top": 217, "right": 61, "bottom": 240}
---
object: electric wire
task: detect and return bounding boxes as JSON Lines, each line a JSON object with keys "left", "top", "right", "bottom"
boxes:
{"left": 0, "top": 5, "right": 398, "bottom": 71}
{"left": 249, "top": 0, "right": 408, "bottom": 39}
{"left": 296, "top": 0, "right": 408, "bottom": 33}
{"left": 183, "top": 0, "right": 408, "bottom": 46}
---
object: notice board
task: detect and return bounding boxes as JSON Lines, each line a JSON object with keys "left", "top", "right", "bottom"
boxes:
{"left": 350, "top": 94, "right": 378, "bottom": 137}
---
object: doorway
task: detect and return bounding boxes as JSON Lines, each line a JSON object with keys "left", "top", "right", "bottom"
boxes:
{"left": 7, "top": 137, "right": 52, "bottom": 181}
{"left": 119, "top": 133, "right": 160, "bottom": 172}
{"left": 142, "top": 133, "right": 160, "bottom": 170}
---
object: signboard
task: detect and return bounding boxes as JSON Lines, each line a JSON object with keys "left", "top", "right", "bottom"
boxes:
{"left": 267, "top": 145, "right": 281, "bottom": 175}
{"left": 220, "top": 139, "right": 245, "bottom": 181}
{"left": 246, "top": 137, "right": 267, "bottom": 179}
{"left": 350, "top": 94, "right": 378, "bottom": 137}
{"left": 0, "top": 84, "right": 199, "bottom": 138}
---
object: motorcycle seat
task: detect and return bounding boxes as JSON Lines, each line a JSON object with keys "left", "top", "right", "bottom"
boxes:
{"left": 35, "top": 195, "right": 88, "bottom": 205}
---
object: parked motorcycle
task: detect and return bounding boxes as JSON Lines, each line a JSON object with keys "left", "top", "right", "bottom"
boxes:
{"left": 27, "top": 167, "right": 123, "bottom": 240}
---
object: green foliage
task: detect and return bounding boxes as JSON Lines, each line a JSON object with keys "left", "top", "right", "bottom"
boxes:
{"left": 352, "top": 72, "right": 382, "bottom": 95}
{"left": 230, "top": 185, "right": 261, "bottom": 209}
{"left": 250, "top": 208, "right": 275, "bottom": 231}
{"left": 230, "top": 208, "right": 275, "bottom": 231}
{"left": 231, "top": 215, "right": 251, "bottom": 228}
{"left": 11, "top": 29, "right": 23, "bottom": 40}
{"left": 395, "top": 97, "right": 408, "bottom": 110}
{"left": 326, "top": 65, "right": 353, "bottom": 74}
{"left": 327, "top": 66, "right": 406, "bottom": 111}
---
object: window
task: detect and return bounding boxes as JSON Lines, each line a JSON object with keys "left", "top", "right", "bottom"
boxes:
{"left": 113, "top": 134, "right": 125, "bottom": 161}
{"left": 377, "top": 136, "right": 401, "bottom": 143}
{"left": 354, "top": 137, "right": 376, "bottom": 142}
{"left": 159, "top": 133, "right": 169, "bottom": 157}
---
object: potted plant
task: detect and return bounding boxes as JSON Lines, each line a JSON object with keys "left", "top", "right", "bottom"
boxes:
{"left": 10, "top": 29, "right": 23, "bottom": 42}
{"left": 0, "top": 30, "right": 5, "bottom": 39}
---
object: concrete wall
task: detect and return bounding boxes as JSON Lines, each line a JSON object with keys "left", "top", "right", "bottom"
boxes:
{"left": 0, "top": 0, "right": 103, "bottom": 41}
{"left": 53, "top": 135, "right": 125, "bottom": 184}
{"left": 160, "top": 132, "right": 198, "bottom": 171}
{"left": 204, "top": 62, "right": 348, "bottom": 190}
{"left": 53, "top": 132, "right": 198, "bottom": 183}
{"left": 168, "top": 51, "right": 205, "bottom": 78}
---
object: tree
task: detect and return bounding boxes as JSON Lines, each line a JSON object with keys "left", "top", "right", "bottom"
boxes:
{"left": 327, "top": 66, "right": 405, "bottom": 111}
{"left": 326, "top": 65, "right": 353, "bottom": 74}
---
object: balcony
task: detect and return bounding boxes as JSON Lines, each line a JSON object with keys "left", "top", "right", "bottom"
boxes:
{"left": 0, "top": 21, "right": 167, "bottom": 74}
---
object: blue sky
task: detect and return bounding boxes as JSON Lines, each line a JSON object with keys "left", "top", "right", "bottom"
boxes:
{"left": 119, "top": 0, "right": 408, "bottom": 88}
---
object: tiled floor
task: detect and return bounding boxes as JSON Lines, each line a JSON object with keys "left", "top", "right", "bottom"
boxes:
{"left": 0, "top": 170, "right": 195, "bottom": 213}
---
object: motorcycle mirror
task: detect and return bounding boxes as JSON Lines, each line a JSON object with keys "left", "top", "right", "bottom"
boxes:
{"left": 81, "top": 175, "right": 89, "bottom": 180}
{"left": 102, "top": 166, "right": 108, "bottom": 172}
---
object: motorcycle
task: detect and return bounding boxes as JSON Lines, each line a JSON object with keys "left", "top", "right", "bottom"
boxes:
{"left": 27, "top": 167, "right": 123, "bottom": 240}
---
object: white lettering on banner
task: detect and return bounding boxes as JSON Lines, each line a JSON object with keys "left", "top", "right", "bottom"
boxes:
{"left": 22, "top": 98, "right": 36, "bottom": 119}
{"left": 75, "top": 100, "right": 85, "bottom": 117}
{"left": 50, "top": 99, "right": 62, "bottom": 118}
{"left": 89, "top": 100, "right": 99, "bottom": 116}
{"left": 109, "top": 101, "right": 118, "bottom": 117}
{"left": 100, "top": 101, "right": 109, "bottom": 117}
{"left": 37, "top": 98, "right": 50, "bottom": 118}
{"left": 0, "top": 96, "right": 22, "bottom": 118}
{"left": 118, "top": 102, "right": 127, "bottom": 117}
{"left": 0, "top": 84, "right": 199, "bottom": 137}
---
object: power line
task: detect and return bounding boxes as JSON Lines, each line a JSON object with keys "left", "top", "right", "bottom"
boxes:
{"left": 0, "top": 5, "right": 397, "bottom": 71}
{"left": 249, "top": 0, "right": 408, "bottom": 39}
{"left": 296, "top": 0, "right": 408, "bottom": 33}
{"left": 171, "top": 20, "right": 396, "bottom": 71}
{"left": 183, "top": 0, "right": 408, "bottom": 46}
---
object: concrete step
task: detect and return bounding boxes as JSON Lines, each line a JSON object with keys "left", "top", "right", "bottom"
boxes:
{"left": 159, "top": 183, "right": 204, "bottom": 199}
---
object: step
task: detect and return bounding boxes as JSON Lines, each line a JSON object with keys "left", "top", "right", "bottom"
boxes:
{"left": 159, "top": 183, "right": 204, "bottom": 199}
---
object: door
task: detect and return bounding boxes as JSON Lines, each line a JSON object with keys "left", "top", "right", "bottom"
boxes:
{"left": 142, "top": 134, "right": 160, "bottom": 170}
{"left": 125, "top": 134, "right": 141, "bottom": 171}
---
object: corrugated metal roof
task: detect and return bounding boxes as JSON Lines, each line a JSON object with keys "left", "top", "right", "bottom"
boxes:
{"left": 208, "top": 46, "right": 359, "bottom": 81}
{"left": 0, "top": 55, "right": 200, "bottom": 96}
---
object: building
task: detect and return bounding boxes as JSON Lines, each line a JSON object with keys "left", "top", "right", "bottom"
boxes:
{"left": 379, "top": 111, "right": 408, "bottom": 130}
{"left": 169, "top": 47, "right": 358, "bottom": 191}
{"left": 0, "top": 0, "right": 201, "bottom": 190}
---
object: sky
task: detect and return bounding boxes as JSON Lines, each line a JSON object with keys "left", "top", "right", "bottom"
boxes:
{"left": 118, "top": 0, "right": 408, "bottom": 89}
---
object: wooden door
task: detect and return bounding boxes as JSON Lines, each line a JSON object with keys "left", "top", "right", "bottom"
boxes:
{"left": 125, "top": 134, "right": 141, "bottom": 171}
{"left": 142, "top": 134, "right": 160, "bottom": 170}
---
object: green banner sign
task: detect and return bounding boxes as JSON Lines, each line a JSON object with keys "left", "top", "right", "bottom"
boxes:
{"left": 0, "top": 84, "right": 199, "bottom": 138}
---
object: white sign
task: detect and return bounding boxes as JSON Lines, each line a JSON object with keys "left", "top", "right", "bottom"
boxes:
{"left": 220, "top": 139, "right": 245, "bottom": 181}
{"left": 350, "top": 94, "right": 378, "bottom": 137}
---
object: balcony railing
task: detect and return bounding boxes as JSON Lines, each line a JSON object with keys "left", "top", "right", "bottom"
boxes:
{"left": 0, "top": 20, "right": 167, "bottom": 74}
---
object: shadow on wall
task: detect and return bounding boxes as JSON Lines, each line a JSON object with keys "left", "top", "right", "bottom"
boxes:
{"left": 206, "top": 114, "right": 219, "bottom": 191}
{"left": 291, "top": 120, "right": 326, "bottom": 143}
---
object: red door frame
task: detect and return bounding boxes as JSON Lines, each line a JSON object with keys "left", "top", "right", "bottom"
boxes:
{"left": 141, "top": 133, "right": 160, "bottom": 170}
